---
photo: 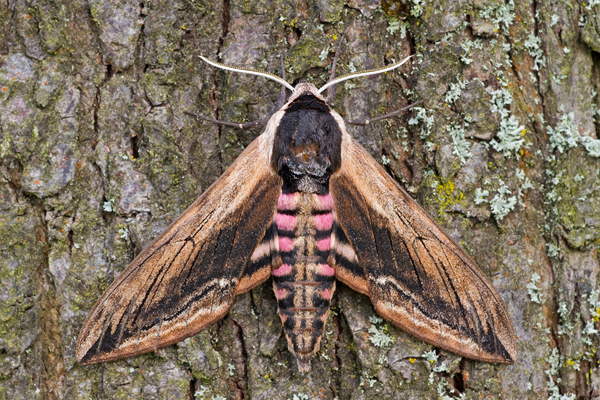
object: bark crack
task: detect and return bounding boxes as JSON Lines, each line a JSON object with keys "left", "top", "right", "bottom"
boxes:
{"left": 231, "top": 318, "right": 248, "bottom": 399}
{"left": 38, "top": 204, "right": 65, "bottom": 400}
{"left": 188, "top": 372, "right": 198, "bottom": 400}
{"left": 211, "top": 0, "right": 231, "bottom": 175}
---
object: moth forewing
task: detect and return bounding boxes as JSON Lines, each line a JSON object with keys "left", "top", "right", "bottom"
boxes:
{"left": 328, "top": 116, "right": 517, "bottom": 363}
{"left": 76, "top": 122, "right": 282, "bottom": 365}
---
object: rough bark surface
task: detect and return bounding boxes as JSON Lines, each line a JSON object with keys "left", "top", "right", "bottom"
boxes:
{"left": 1, "top": 0, "right": 600, "bottom": 399}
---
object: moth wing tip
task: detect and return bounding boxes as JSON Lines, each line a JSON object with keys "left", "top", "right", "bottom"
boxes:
{"left": 76, "top": 352, "right": 94, "bottom": 365}
{"left": 496, "top": 354, "right": 516, "bottom": 365}
{"left": 504, "top": 349, "right": 517, "bottom": 364}
{"left": 75, "top": 340, "right": 105, "bottom": 365}
{"left": 501, "top": 333, "right": 518, "bottom": 364}
{"left": 75, "top": 341, "right": 87, "bottom": 364}
{"left": 483, "top": 347, "right": 517, "bottom": 365}
{"left": 76, "top": 345, "right": 100, "bottom": 365}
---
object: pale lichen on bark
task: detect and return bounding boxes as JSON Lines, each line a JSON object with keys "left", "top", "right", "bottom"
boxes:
{"left": 1, "top": 0, "right": 600, "bottom": 399}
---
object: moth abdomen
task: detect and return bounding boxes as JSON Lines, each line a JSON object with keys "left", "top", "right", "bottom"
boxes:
{"left": 272, "top": 191, "right": 336, "bottom": 372}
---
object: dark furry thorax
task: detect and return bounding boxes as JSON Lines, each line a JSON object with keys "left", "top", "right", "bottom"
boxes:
{"left": 271, "top": 93, "right": 343, "bottom": 194}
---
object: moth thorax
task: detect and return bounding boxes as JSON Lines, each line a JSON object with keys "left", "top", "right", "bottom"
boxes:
{"left": 273, "top": 91, "right": 343, "bottom": 195}
{"left": 293, "top": 141, "right": 320, "bottom": 162}
{"left": 281, "top": 157, "right": 330, "bottom": 194}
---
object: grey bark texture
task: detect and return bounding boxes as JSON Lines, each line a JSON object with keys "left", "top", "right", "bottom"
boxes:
{"left": 1, "top": 0, "right": 600, "bottom": 399}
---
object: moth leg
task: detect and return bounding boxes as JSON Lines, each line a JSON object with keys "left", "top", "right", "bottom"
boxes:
{"left": 187, "top": 55, "right": 289, "bottom": 129}
{"left": 184, "top": 111, "right": 270, "bottom": 129}
{"left": 325, "top": 35, "right": 345, "bottom": 105}
{"left": 276, "top": 54, "right": 288, "bottom": 109}
{"left": 345, "top": 100, "right": 425, "bottom": 126}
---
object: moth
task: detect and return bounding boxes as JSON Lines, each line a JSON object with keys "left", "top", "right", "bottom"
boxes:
{"left": 77, "top": 48, "right": 517, "bottom": 373}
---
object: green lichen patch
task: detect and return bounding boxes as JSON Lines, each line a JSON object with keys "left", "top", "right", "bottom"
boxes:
{"left": 0, "top": 204, "right": 44, "bottom": 355}
{"left": 284, "top": 35, "right": 330, "bottom": 84}
{"left": 142, "top": 1, "right": 188, "bottom": 67}
{"left": 553, "top": 150, "right": 600, "bottom": 249}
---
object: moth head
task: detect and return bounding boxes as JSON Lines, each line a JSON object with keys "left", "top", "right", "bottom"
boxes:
{"left": 285, "top": 82, "right": 324, "bottom": 104}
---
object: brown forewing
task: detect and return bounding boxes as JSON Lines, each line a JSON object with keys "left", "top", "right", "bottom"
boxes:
{"left": 77, "top": 126, "right": 282, "bottom": 365}
{"left": 329, "top": 118, "right": 517, "bottom": 364}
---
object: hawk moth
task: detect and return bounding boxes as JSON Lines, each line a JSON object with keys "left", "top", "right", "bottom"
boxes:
{"left": 77, "top": 53, "right": 517, "bottom": 373}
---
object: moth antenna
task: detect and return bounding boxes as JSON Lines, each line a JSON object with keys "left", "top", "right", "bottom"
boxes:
{"left": 200, "top": 56, "right": 295, "bottom": 92}
{"left": 317, "top": 55, "right": 412, "bottom": 94}
{"left": 184, "top": 110, "right": 269, "bottom": 129}
{"left": 346, "top": 99, "right": 425, "bottom": 126}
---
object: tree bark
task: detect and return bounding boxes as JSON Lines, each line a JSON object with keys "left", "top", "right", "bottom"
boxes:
{"left": 1, "top": 0, "right": 600, "bottom": 398}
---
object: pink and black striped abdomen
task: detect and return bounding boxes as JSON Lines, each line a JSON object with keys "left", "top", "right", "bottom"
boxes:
{"left": 271, "top": 191, "right": 336, "bottom": 372}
